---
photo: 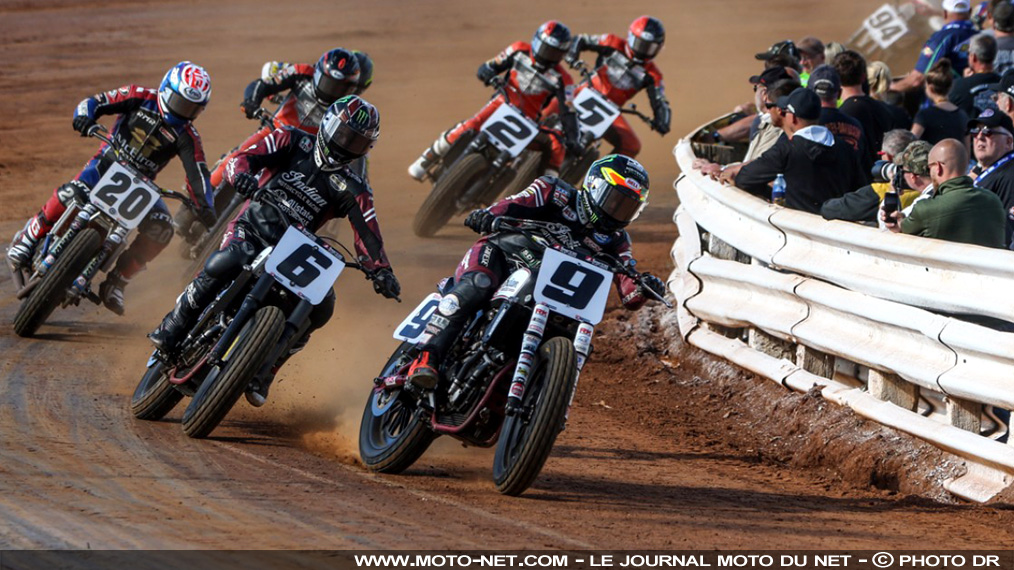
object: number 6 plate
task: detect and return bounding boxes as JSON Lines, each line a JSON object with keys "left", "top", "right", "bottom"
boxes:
{"left": 534, "top": 248, "right": 613, "bottom": 325}
{"left": 266, "top": 226, "right": 345, "bottom": 305}
{"left": 89, "top": 161, "right": 162, "bottom": 230}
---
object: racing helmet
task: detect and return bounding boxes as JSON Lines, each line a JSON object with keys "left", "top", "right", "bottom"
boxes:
{"left": 531, "top": 20, "right": 573, "bottom": 69}
{"left": 353, "top": 50, "right": 374, "bottom": 95}
{"left": 157, "top": 61, "right": 212, "bottom": 127}
{"left": 627, "top": 16, "right": 666, "bottom": 61}
{"left": 577, "top": 154, "right": 650, "bottom": 233}
{"left": 314, "top": 95, "right": 379, "bottom": 169}
{"left": 313, "top": 48, "right": 361, "bottom": 105}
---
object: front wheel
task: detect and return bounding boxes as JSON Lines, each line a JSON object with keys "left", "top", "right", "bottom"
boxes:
{"left": 492, "top": 336, "right": 577, "bottom": 496}
{"left": 13, "top": 227, "right": 102, "bottom": 337}
{"left": 181, "top": 305, "right": 285, "bottom": 438}
{"left": 359, "top": 342, "right": 436, "bottom": 473}
{"left": 413, "top": 153, "right": 489, "bottom": 238}
{"left": 131, "top": 356, "right": 184, "bottom": 421}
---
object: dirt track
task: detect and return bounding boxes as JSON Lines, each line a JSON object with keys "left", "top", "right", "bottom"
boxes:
{"left": 2, "top": 0, "right": 1014, "bottom": 550}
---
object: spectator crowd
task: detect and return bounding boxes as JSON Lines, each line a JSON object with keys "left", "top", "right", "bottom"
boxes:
{"left": 692, "top": 0, "right": 1014, "bottom": 253}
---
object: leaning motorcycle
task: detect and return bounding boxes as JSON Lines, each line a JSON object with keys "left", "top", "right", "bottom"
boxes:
{"left": 412, "top": 66, "right": 566, "bottom": 238}
{"left": 359, "top": 218, "right": 670, "bottom": 495}
{"left": 8, "top": 125, "right": 197, "bottom": 337}
{"left": 132, "top": 199, "right": 389, "bottom": 438}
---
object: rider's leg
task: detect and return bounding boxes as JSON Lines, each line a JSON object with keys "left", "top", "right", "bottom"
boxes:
{"left": 408, "top": 96, "right": 507, "bottom": 181}
{"left": 99, "top": 202, "right": 173, "bottom": 315}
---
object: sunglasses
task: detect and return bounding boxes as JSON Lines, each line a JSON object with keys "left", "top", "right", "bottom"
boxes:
{"left": 968, "top": 126, "right": 1011, "bottom": 137}
{"left": 764, "top": 102, "right": 779, "bottom": 109}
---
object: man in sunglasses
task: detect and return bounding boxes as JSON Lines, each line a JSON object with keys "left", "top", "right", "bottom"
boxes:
{"left": 967, "top": 108, "right": 1014, "bottom": 246}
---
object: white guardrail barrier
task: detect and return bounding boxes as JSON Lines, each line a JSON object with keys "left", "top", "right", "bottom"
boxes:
{"left": 668, "top": 124, "right": 1014, "bottom": 503}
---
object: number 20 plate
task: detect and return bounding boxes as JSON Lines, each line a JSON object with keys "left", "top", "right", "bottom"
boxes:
{"left": 88, "top": 161, "right": 162, "bottom": 230}
{"left": 534, "top": 248, "right": 613, "bottom": 325}
{"left": 266, "top": 226, "right": 345, "bottom": 305}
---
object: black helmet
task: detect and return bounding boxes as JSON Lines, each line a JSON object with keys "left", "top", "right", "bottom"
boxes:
{"left": 531, "top": 20, "right": 573, "bottom": 69}
{"left": 577, "top": 154, "right": 650, "bottom": 232}
{"left": 352, "top": 50, "right": 374, "bottom": 95}
{"left": 627, "top": 16, "right": 665, "bottom": 61}
{"left": 315, "top": 95, "right": 379, "bottom": 169}
{"left": 313, "top": 48, "right": 361, "bottom": 105}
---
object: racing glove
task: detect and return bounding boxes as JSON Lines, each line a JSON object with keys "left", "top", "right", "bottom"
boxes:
{"left": 564, "top": 35, "right": 587, "bottom": 66}
{"left": 639, "top": 272, "right": 667, "bottom": 299}
{"left": 73, "top": 114, "right": 96, "bottom": 137}
{"left": 465, "top": 209, "right": 496, "bottom": 234}
{"left": 476, "top": 62, "right": 498, "bottom": 85}
{"left": 647, "top": 83, "right": 671, "bottom": 135}
{"left": 233, "top": 172, "right": 260, "bottom": 197}
{"left": 372, "top": 268, "right": 401, "bottom": 299}
{"left": 240, "top": 99, "right": 261, "bottom": 120}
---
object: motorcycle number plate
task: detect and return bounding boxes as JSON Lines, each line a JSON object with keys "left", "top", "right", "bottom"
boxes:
{"left": 88, "top": 161, "right": 161, "bottom": 230}
{"left": 533, "top": 248, "right": 613, "bottom": 325}
{"left": 573, "top": 87, "right": 620, "bottom": 140}
{"left": 265, "top": 226, "right": 345, "bottom": 305}
{"left": 480, "top": 103, "right": 539, "bottom": 158}
{"left": 393, "top": 292, "right": 441, "bottom": 343}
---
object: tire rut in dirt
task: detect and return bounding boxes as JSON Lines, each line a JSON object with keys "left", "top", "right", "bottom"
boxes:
{"left": 13, "top": 228, "right": 102, "bottom": 338}
{"left": 413, "top": 153, "right": 489, "bottom": 238}
{"left": 359, "top": 341, "right": 436, "bottom": 473}
{"left": 493, "top": 336, "right": 577, "bottom": 496}
{"left": 131, "top": 358, "right": 185, "bottom": 421}
{"left": 181, "top": 305, "right": 285, "bottom": 438}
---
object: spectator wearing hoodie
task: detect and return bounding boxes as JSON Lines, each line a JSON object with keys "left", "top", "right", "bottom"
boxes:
{"left": 728, "top": 87, "right": 865, "bottom": 213}
{"left": 808, "top": 64, "right": 868, "bottom": 175}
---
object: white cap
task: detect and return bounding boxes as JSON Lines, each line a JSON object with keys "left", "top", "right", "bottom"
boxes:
{"left": 942, "top": 0, "right": 971, "bottom": 12}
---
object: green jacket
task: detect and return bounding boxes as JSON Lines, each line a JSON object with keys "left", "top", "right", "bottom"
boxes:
{"left": 901, "top": 176, "right": 1006, "bottom": 248}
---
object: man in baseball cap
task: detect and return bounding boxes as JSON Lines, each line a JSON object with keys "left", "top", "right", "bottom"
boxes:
{"left": 893, "top": 0, "right": 976, "bottom": 91}
{"left": 967, "top": 107, "right": 1014, "bottom": 244}
{"left": 986, "top": 70, "right": 1014, "bottom": 121}
{"left": 796, "top": 36, "right": 825, "bottom": 85}
{"left": 755, "top": 40, "right": 801, "bottom": 71}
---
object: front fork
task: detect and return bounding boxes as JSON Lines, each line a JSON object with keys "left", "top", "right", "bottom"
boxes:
{"left": 506, "top": 303, "right": 593, "bottom": 418}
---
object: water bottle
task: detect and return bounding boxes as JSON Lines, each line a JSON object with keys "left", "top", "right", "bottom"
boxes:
{"left": 772, "top": 174, "right": 786, "bottom": 206}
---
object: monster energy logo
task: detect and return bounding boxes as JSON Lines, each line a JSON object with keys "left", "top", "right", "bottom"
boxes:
{"left": 353, "top": 108, "right": 369, "bottom": 123}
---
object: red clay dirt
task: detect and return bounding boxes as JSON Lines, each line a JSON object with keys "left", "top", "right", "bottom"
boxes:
{"left": 1, "top": 0, "right": 1013, "bottom": 550}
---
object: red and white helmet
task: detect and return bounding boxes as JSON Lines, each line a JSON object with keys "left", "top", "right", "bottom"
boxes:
{"left": 531, "top": 20, "right": 573, "bottom": 69}
{"left": 627, "top": 16, "right": 665, "bottom": 61}
{"left": 158, "top": 61, "right": 212, "bottom": 126}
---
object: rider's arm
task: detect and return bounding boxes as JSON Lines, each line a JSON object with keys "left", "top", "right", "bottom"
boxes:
{"left": 76, "top": 84, "right": 149, "bottom": 122}
{"left": 244, "top": 63, "right": 313, "bottom": 106}
{"left": 341, "top": 180, "right": 392, "bottom": 272}
{"left": 224, "top": 127, "right": 294, "bottom": 184}
{"left": 643, "top": 66, "right": 671, "bottom": 134}
{"left": 607, "top": 234, "right": 649, "bottom": 310}
{"left": 175, "top": 124, "right": 216, "bottom": 211}
{"left": 483, "top": 42, "right": 525, "bottom": 75}
{"left": 486, "top": 176, "right": 561, "bottom": 218}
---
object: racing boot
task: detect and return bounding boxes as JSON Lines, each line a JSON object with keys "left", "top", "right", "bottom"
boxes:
{"left": 7, "top": 217, "right": 43, "bottom": 270}
{"left": 407, "top": 134, "right": 451, "bottom": 182}
{"left": 244, "top": 335, "right": 308, "bottom": 407}
{"left": 98, "top": 270, "right": 129, "bottom": 316}
{"left": 406, "top": 350, "right": 440, "bottom": 391}
{"left": 147, "top": 289, "right": 201, "bottom": 353}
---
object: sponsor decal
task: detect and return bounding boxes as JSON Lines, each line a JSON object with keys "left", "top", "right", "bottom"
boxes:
{"left": 561, "top": 207, "right": 578, "bottom": 221}
{"left": 535, "top": 307, "right": 548, "bottom": 317}
{"left": 329, "top": 173, "right": 347, "bottom": 190}
{"left": 552, "top": 187, "right": 568, "bottom": 206}
{"left": 922, "top": 46, "right": 934, "bottom": 57}
{"left": 299, "top": 136, "right": 313, "bottom": 153}
{"left": 438, "top": 294, "right": 460, "bottom": 316}
{"left": 592, "top": 232, "right": 610, "bottom": 244}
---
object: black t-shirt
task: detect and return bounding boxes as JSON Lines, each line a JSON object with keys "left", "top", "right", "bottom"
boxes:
{"left": 913, "top": 105, "right": 969, "bottom": 145}
{"left": 840, "top": 95, "right": 894, "bottom": 166}
{"left": 949, "top": 72, "right": 1001, "bottom": 117}
{"left": 975, "top": 151, "right": 1014, "bottom": 246}
{"left": 882, "top": 101, "right": 913, "bottom": 130}
{"left": 818, "top": 106, "right": 871, "bottom": 182}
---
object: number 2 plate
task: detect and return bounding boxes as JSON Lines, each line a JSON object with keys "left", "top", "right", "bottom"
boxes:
{"left": 88, "top": 162, "right": 161, "bottom": 230}
{"left": 265, "top": 226, "right": 345, "bottom": 305}
{"left": 534, "top": 248, "right": 612, "bottom": 325}
{"left": 481, "top": 103, "right": 539, "bottom": 158}
{"left": 573, "top": 87, "right": 620, "bottom": 139}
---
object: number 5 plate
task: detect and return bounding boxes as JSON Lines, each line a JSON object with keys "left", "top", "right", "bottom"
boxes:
{"left": 266, "top": 226, "right": 345, "bottom": 305}
{"left": 89, "top": 161, "right": 161, "bottom": 230}
{"left": 573, "top": 87, "right": 620, "bottom": 139}
{"left": 534, "top": 248, "right": 613, "bottom": 325}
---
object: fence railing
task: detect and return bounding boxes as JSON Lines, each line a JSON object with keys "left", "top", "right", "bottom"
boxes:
{"left": 668, "top": 128, "right": 1014, "bottom": 502}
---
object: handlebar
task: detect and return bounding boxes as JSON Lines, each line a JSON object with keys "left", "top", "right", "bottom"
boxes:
{"left": 85, "top": 124, "right": 199, "bottom": 210}
{"left": 492, "top": 216, "right": 672, "bottom": 308}
{"left": 251, "top": 107, "right": 278, "bottom": 130}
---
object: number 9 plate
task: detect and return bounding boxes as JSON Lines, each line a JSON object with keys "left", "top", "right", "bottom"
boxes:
{"left": 88, "top": 161, "right": 162, "bottom": 230}
{"left": 266, "top": 226, "right": 345, "bottom": 305}
{"left": 533, "top": 248, "right": 613, "bottom": 325}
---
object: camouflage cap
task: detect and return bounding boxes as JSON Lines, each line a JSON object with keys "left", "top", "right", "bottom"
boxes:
{"left": 894, "top": 140, "right": 931, "bottom": 176}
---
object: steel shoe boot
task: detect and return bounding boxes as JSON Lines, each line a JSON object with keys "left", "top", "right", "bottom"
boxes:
{"left": 406, "top": 350, "right": 440, "bottom": 391}
{"left": 99, "top": 271, "right": 129, "bottom": 316}
{"left": 7, "top": 228, "right": 39, "bottom": 270}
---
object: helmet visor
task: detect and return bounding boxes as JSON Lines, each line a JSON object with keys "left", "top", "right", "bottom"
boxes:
{"left": 628, "top": 33, "right": 662, "bottom": 59}
{"left": 586, "top": 177, "right": 646, "bottom": 226}
{"left": 314, "top": 69, "right": 356, "bottom": 103}
{"left": 534, "top": 42, "right": 568, "bottom": 65}
{"left": 324, "top": 122, "right": 374, "bottom": 161}
{"left": 164, "top": 90, "right": 205, "bottom": 120}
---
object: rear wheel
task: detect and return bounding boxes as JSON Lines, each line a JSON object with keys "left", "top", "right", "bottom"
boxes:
{"left": 13, "top": 228, "right": 102, "bottom": 338}
{"left": 560, "top": 148, "right": 598, "bottom": 188}
{"left": 181, "top": 305, "right": 285, "bottom": 438}
{"left": 492, "top": 336, "right": 577, "bottom": 496}
{"left": 413, "top": 153, "right": 489, "bottom": 238}
{"left": 359, "top": 342, "right": 436, "bottom": 473}
{"left": 497, "top": 150, "right": 542, "bottom": 201}
{"left": 131, "top": 357, "right": 184, "bottom": 421}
